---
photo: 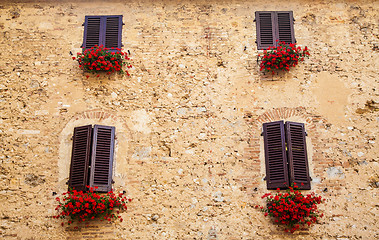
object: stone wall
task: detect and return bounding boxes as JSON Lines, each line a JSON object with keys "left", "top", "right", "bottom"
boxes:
{"left": 0, "top": 0, "right": 378, "bottom": 239}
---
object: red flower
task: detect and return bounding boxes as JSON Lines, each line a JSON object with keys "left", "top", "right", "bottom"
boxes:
{"left": 259, "top": 184, "right": 323, "bottom": 233}
{"left": 258, "top": 43, "right": 309, "bottom": 74}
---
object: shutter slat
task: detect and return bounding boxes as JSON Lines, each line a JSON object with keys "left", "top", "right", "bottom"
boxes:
{"left": 286, "top": 122, "right": 311, "bottom": 190}
{"left": 68, "top": 125, "right": 92, "bottom": 192}
{"left": 263, "top": 121, "right": 289, "bottom": 189}
{"left": 89, "top": 125, "right": 115, "bottom": 192}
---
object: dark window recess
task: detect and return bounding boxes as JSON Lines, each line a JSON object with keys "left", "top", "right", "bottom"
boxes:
{"left": 262, "top": 121, "right": 310, "bottom": 190}
{"left": 68, "top": 125, "right": 115, "bottom": 192}
{"left": 82, "top": 15, "right": 123, "bottom": 51}
{"left": 255, "top": 11, "right": 295, "bottom": 50}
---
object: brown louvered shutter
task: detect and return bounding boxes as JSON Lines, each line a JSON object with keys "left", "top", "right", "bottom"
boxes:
{"left": 89, "top": 125, "right": 115, "bottom": 192}
{"left": 285, "top": 122, "right": 311, "bottom": 190}
{"left": 69, "top": 125, "right": 92, "bottom": 192}
{"left": 256, "top": 11, "right": 276, "bottom": 50}
{"left": 104, "top": 16, "right": 122, "bottom": 49}
{"left": 83, "top": 17, "right": 101, "bottom": 49}
{"left": 276, "top": 11, "right": 295, "bottom": 45}
{"left": 263, "top": 121, "right": 289, "bottom": 189}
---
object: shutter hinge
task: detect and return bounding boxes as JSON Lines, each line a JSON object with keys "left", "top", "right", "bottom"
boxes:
{"left": 111, "top": 180, "right": 115, "bottom": 184}
{"left": 70, "top": 136, "right": 73, "bottom": 140}
{"left": 66, "top": 181, "right": 69, "bottom": 185}
{"left": 261, "top": 131, "right": 264, "bottom": 136}
{"left": 253, "top": 19, "right": 256, "bottom": 22}
{"left": 305, "top": 131, "right": 308, "bottom": 136}
{"left": 263, "top": 176, "right": 266, "bottom": 180}
{"left": 122, "top": 22, "right": 125, "bottom": 25}
{"left": 82, "top": 22, "right": 85, "bottom": 26}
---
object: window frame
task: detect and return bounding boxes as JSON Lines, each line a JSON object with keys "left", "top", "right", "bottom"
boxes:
{"left": 82, "top": 15, "right": 123, "bottom": 52}
{"left": 255, "top": 11, "right": 295, "bottom": 50}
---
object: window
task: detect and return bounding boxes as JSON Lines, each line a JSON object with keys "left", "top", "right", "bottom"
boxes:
{"left": 68, "top": 125, "right": 115, "bottom": 192}
{"left": 82, "top": 15, "right": 123, "bottom": 51}
{"left": 262, "top": 121, "right": 310, "bottom": 190}
{"left": 255, "top": 11, "right": 295, "bottom": 50}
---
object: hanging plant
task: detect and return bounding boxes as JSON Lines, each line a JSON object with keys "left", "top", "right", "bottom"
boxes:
{"left": 73, "top": 45, "right": 132, "bottom": 78}
{"left": 256, "top": 183, "right": 324, "bottom": 233}
{"left": 53, "top": 186, "right": 131, "bottom": 227}
{"left": 258, "top": 42, "right": 310, "bottom": 74}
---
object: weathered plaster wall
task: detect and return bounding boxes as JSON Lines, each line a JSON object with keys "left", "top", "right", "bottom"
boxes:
{"left": 0, "top": 0, "right": 378, "bottom": 239}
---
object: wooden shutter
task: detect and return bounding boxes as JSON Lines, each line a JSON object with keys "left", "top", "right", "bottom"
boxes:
{"left": 83, "top": 16, "right": 101, "bottom": 49}
{"left": 263, "top": 121, "right": 289, "bottom": 189}
{"left": 68, "top": 125, "right": 92, "bottom": 192}
{"left": 104, "top": 16, "right": 122, "bottom": 49}
{"left": 83, "top": 15, "right": 122, "bottom": 51}
{"left": 256, "top": 11, "right": 276, "bottom": 50}
{"left": 276, "top": 11, "right": 295, "bottom": 45}
{"left": 89, "top": 125, "right": 115, "bottom": 192}
{"left": 256, "top": 11, "right": 295, "bottom": 50}
{"left": 285, "top": 122, "right": 311, "bottom": 190}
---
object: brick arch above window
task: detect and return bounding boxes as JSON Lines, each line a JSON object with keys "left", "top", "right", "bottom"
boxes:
{"left": 57, "top": 110, "right": 132, "bottom": 192}
{"left": 240, "top": 107, "right": 332, "bottom": 195}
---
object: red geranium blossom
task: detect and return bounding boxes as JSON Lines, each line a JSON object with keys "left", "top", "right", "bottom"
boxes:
{"left": 258, "top": 42, "right": 310, "bottom": 75}
{"left": 258, "top": 183, "right": 324, "bottom": 233}
{"left": 75, "top": 45, "right": 132, "bottom": 78}
{"left": 53, "top": 186, "right": 131, "bottom": 226}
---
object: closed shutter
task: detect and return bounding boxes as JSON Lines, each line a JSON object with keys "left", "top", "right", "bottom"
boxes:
{"left": 83, "top": 17, "right": 101, "bottom": 49}
{"left": 82, "top": 15, "right": 123, "bottom": 51}
{"left": 255, "top": 11, "right": 276, "bottom": 50}
{"left": 89, "top": 125, "right": 115, "bottom": 192}
{"left": 105, "top": 16, "right": 122, "bottom": 49}
{"left": 255, "top": 11, "right": 295, "bottom": 50}
{"left": 285, "top": 122, "right": 311, "bottom": 190}
{"left": 68, "top": 125, "right": 92, "bottom": 192}
{"left": 277, "top": 11, "right": 295, "bottom": 45}
{"left": 263, "top": 121, "right": 289, "bottom": 189}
